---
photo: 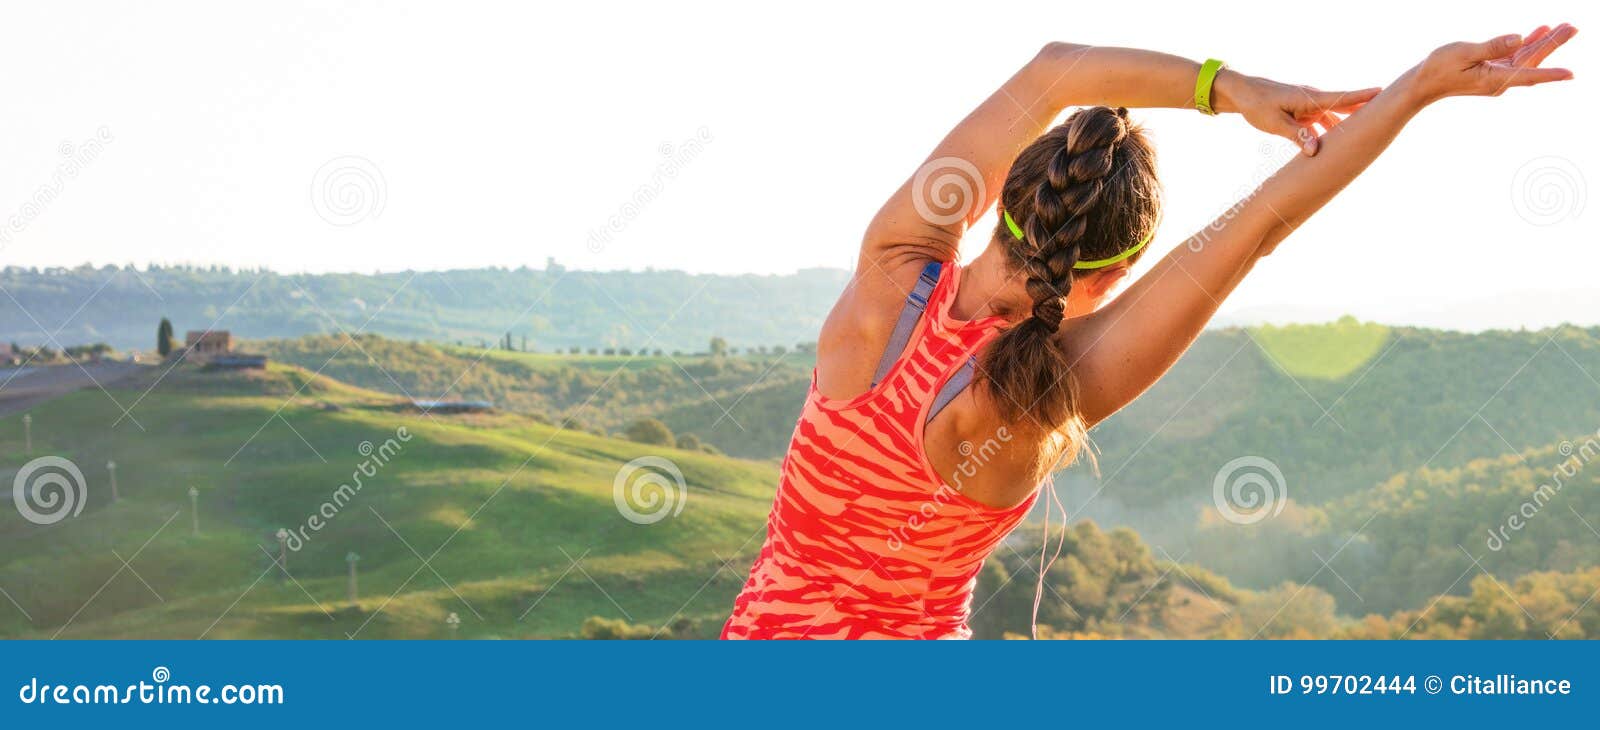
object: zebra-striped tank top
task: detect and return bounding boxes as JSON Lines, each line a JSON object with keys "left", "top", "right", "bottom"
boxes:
{"left": 721, "top": 261, "right": 1038, "bottom": 639}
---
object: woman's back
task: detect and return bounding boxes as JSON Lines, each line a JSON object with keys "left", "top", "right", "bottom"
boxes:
{"left": 720, "top": 262, "right": 1037, "bottom": 640}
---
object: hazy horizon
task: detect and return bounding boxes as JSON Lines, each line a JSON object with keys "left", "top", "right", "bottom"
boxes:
{"left": 2, "top": 0, "right": 1594, "bottom": 330}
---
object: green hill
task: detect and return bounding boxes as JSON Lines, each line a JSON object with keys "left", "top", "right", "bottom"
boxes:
{"left": 1322, "top": 434, "right": 1600, "bottom": 614}
{"left": 250, "top": 334, "right": 812, "bottom": 450}
{"left": 0, "top": 362, "right": 777, "bottom": 639}
{"left": 1078, "top": 322, "right": 1600, "bottom": 514}
{"left": 0, "top": 361, "right": 1314, "bottom": 640}
{"left": 249, "top": 321, "right": 1600, "bottom": 524}
{"left": 1342, "top": 566, "right": 1600, "bottom": 639}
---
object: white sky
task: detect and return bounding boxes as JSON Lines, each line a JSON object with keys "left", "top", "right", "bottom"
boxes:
{"left": 0, "top": 0, "right": 1594, "bottom": 325}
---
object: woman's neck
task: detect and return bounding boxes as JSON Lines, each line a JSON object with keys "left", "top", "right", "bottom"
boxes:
{"left": 950, "top": 246, "right": 1021, "bottom": 323}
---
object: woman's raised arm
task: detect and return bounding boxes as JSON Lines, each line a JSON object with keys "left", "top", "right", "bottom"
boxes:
{"left": 855, "top": 43, "right": 1380, "bottom": 288}
{"left": 1065, "top": 25, "right": 1578, "bottom": 428}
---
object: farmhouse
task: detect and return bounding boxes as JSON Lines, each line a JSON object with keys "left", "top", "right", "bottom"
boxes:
{"left": 185, "top": 330, "right": 233, "bottom": 355}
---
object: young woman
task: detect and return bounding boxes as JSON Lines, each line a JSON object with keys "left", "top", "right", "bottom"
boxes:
{"left": 722, "top": 25, "right": 1577, "bottom": 639}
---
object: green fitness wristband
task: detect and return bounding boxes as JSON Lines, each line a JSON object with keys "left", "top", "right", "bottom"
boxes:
{"left": 1194, "top": 58, "right": 1226, "bottom": 116}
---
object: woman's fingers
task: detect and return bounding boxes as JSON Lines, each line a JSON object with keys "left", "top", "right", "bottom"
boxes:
{"left": 1269, "top": 112, "right": 1319, "bottom": 156}
{"left": 1514, "top": 27, "right": 1557, "bottom": 65}
{"left": 1459, "top": 33, "right": 1526, "bottom": 64}
{"left": 1517, "top": 24, "right": 1578, "bottom": 68}
{"left": 1523, "top": 25, "right": 1553, "bottom": 50}
{"left": 1306, "top": 87, "right": 1381, "bottom": 112}
{"left": 1498, "top": 65, "right": 1575, "bottom": 89}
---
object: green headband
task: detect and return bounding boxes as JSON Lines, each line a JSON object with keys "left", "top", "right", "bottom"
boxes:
{"left": 1002, "top": 210, "right": 1154, "bottom": 270}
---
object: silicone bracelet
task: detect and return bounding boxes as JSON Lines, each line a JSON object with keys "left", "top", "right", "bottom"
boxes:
{"left": 1194, "top": 58, "right": 1227, "bottom": 116}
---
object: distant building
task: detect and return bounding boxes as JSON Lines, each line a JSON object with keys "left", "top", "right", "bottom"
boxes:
{"left": 0, "top": 342, "right": 15, "bottom": 365}
{"left": 185, "top": 330, "right": 233, "bottom": 355}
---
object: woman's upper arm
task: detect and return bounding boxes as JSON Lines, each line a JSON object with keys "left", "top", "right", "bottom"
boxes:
{"left": 1061, "top": 212, "right": 1278, "bottom": 428}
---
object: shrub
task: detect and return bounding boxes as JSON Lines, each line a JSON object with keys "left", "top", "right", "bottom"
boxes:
{"left": 625, "top": 418, "right": 675, "bottom": 447}
{"left": 581, "top": 616, "right": 659, "bottom": 640}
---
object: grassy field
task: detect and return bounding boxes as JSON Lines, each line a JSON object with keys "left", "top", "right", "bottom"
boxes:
{"left": 251, "top": 334, "right": 813, "bottom": 447}
{"left": 0, "top": 359, "right": 1300, "bottom": 640}
{"left": 0, "top": 363, "right": 776, "bottom": 639}
{"left": 11, "top": 320, "right": 1599, "bottom": 639}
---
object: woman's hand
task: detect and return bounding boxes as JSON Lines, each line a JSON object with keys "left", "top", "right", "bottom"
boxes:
{"left": 1410, "top": 24, "right": 1577, "bottom": 103}
{"left": 1214, "top": 72, "right": 1381, "bottom": 156}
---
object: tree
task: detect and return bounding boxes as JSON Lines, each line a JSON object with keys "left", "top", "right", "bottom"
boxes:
{"left": 157, "top": 318, "right": 175, "bottom": 356}
{"left": 624, "top": 418, "right": 675, "bottom": 447}
{"left": 675, "top": 433, "right": 703, "bottom": 451}
{"left": 709, "top": 336, "right": 727, "bottom": 357}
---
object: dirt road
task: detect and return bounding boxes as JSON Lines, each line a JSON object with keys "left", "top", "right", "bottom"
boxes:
{"left": 0, "top": 362, "right": 150, "bottom": 418}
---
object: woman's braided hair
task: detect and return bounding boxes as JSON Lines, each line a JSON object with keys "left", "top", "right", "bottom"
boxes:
{"left": 981, "top": 106, "right": 1161, "bottom": 443}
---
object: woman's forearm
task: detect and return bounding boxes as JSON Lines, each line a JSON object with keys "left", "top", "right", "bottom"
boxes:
{"left": 1034, "top": 43, "right": 1221, "bottom": 112}
{"left": 1244, "top": 71, "right": 1429, "bottom": 252}
{"left": 1063, "top": 70, "right": 1429, "bottom": 426}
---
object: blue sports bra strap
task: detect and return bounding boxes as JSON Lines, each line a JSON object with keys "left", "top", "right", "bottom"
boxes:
{"left": 870, "top": 261, "right": 943, "bottom": 387}
{"left": 926, "top": 356, "right": 977, "bottom": 424}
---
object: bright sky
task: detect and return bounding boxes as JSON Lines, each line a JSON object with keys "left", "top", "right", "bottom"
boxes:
{"left": 0, "top": 1, "right": 1594, "bottom": 327}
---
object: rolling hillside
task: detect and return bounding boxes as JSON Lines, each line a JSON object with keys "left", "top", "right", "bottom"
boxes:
{"left": 0, "top": 362, "right": 778, "bottom": 639}
{"left": 246, "top": 321, "right": 1600, "bottom": 526}
{"left": 251, "top": 334, "right": 812, "bottom": 445}
{"left": 0, "top": 361, "right": 1313, "bottom": 640}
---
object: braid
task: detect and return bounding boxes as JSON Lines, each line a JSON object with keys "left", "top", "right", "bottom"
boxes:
{"left": 979, "top": 106, "right": 1157, "bottom": 447}
{"left": 1018, "top": 106, "right": 1129, "bottom": 331}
